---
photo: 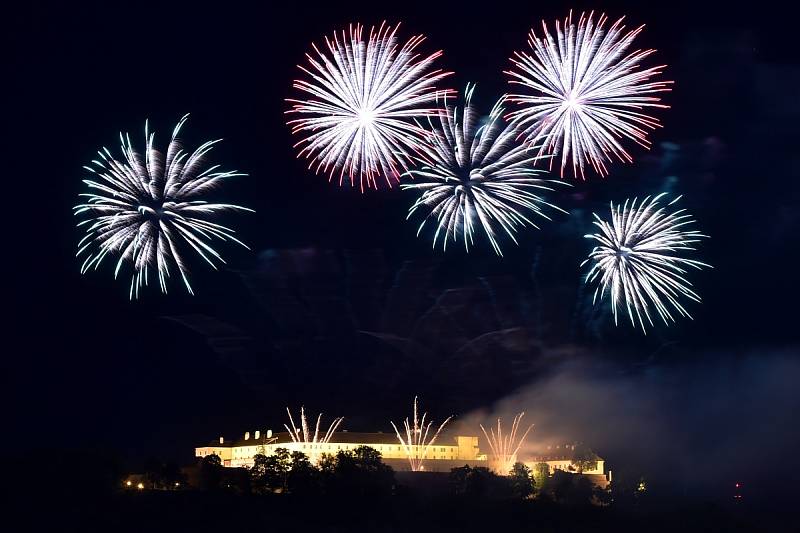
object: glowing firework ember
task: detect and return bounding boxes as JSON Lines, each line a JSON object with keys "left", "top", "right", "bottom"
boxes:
{"left": 505, "top": 11, "right": 672, "bottom": 178}
{"left": 74, "top": 114, "right": 251, "bottom": 299}
{"left": 391, "top": 397, "right": 453, "bottom": 471}
{"left": 284, "top": 406, "right": 344, "bottom": 462}
{"left": 402, "top": 84, "right": 566, "bottom": 255}
{"left": 480, "top": 413, "right": 534, "bottom": 475}
{"left": 287, "top": 22, "right": 453, "bottom": 191}
{"left": 582, "top": 193, "right": 711, "bottom": 332}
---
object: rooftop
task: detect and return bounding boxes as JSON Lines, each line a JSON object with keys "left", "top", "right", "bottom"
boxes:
{"left": 200, "top": 431, "right": 468, "bottom": 449}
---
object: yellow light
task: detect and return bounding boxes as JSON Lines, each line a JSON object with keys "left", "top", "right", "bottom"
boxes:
{"left": 125, "top": 480, "right": 132, "bottom": 487}
{"left": 174, "top": 482, "right": 180, "bottom": 487}
{"left": 137, "top": 482, "right": 144, "bottom": 490}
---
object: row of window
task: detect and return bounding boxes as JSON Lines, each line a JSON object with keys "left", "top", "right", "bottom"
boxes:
{"left": 230, "top": 444, "right": 456, "bottom": 456}
{"left": 204, "top": 445, "right": 460, "bottom": 461}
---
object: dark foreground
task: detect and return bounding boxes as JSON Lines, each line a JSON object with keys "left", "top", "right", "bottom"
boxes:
{"left": 14, "top": 490, "right": 792, "bottom": 533}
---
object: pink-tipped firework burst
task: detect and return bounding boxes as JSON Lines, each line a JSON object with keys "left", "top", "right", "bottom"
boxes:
{"left": 74, "top": 114, "right": 251, "bottom": 299}
{"left": 581, "top": 193, "right": 711, "bottom": 332}
{"left": 391, "top": 396, "right": 453, "bottom": 471}
{"left": 402, "top": 84, "right": 566, "bottom": 255}
{"left": 480, "top": 413, "right": 534, "bottom": 475}
{"left": 505, "top": 11, "right": 672, "bottom": 178}
{"left": 287, "top": 22, "right": 453, "bottom": 191}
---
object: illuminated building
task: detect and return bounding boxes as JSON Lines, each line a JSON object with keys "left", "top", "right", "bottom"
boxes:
{"left": 197, "top": 430, "right": 482, "bottom": 472}
{"left": 524, "top": 443, "right": 605, "bottom": 474}
{"left": 196, "top": 430, "right": 607, "bottom": 479}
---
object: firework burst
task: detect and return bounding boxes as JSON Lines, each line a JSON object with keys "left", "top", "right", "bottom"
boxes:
{"left": 391, "top": 396, "right": 453, "bottom": 471}
{"left": 287, "top": 21, "right": 453, "bottom": 191}
{"left": 582, "top": 193, "right": 711, "bottom": 332}
{"left": 402, "top": 84, "right": 566, "bottom": 255}
{"left": 285, "top": 406, "right": 344, "bottom": 462}
{"left": 74, "top": 114, "right": 251, "bottom": 299}
{"left": 480, "top": 413, "right": 534, "bottom": 475}
{"left": 505, "top": 11, "right": 672, "bottom": 178}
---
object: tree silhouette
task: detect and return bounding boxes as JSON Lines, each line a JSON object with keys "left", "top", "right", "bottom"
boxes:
{"left": 449, "top": 465, "right": 512, "bottom": 499}
{"left": 287, "top": 451, "right": 319, "bottom": 496}
{"left": 533, "top": 461, "right": 550, "bottom": 491}
{"left": 199, "top": 454, "right": 222, "bottom": 491}
{"left": 250, "top": 448, "right": 291, "bottom": 493}
{"left": 508, "top": 462, "right": 534, "bottom": 499}
{"left": 327, "top": 446, "right": 394, "bottom": 498}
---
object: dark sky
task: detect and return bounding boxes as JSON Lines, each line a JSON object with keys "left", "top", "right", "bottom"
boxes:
{"left": 5, "top": 0, "right": 799, "bottom": 498}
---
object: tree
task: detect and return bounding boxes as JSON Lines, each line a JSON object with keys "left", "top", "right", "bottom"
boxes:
{"left": 570, "top": 443, "right": 599, "bottom": 473}
{"left": 287, "top": 451, "right": 319, "bottom": 496}
{"left": 593, "top": 484, "right": 612, "bottom": 506}
{"left": 317, "top": 453, "right": 336, "bottom": 475}
{"left": 199, "top": 454, "right": 222, "bottom": 491}
{"left": 533, "top": 462, "right": 550, "bottom": 491}
{"left": 545, "top": 470, "right": 594, "bottom": 506}
{"left": 508, "top": 462, "right": 534, "bottom": 499}
{"left": 449, "top": 465, "right": 511, "bottom": 499}
{"left": 323, "top": 446, "right": 394, "bottom": 498}
{"left": 449, "top": 465, "right": 472, "bottom": 496}
{"left": 250, "top": 448, "right": 291, "bottom": 494}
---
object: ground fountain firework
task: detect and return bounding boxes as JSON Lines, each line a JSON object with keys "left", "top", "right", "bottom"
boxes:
{"left": 391, "top": 397, "right": 453, "bottom": 471}
{"left": 480, "top": 413, "right": 534, "bottom": 475}
{"left": 284, "top": 406, "right": 344, "bottom": 463}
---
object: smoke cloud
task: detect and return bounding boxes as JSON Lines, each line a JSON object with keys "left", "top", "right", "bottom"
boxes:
{"left": 450, "top": 348, "right": 800, "bottom": 504}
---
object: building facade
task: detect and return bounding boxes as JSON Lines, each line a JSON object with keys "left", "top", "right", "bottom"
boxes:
{"left": 523, "top": 444, "right": 606, "bottom": 476}
{"left": 196, "top": 430, "right": 606, "bottom": 477}
{"left": 197, "top": 430, "right": 482, "bottom": 472}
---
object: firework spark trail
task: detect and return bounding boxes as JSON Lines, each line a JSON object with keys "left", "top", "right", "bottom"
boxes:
{"left": 391, "top": 396, "right": 453, "bottom": 471}
{"left": 402, "top": 84, "right": 566, "bottom": 255}
{"left": 284, "top": 407, "right": 344, "bottom": 463}
{"left": 74, "top": 114, "right": 251, "bottom": 298}
{"left": 287, "top": 21, "right": 453, "bottom": 191}
{"left": 505, "top": 11, "right": 672, "bottom": 178}
{"left": 582, "top": 193, "right": 711, "bottom": 332}
{"left": 480, "top": 413, "right": 534, "bottom": 475}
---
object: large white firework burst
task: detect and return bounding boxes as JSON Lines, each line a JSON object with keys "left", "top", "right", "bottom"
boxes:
{"left": 401, "top": 84, "right": 566, "bottom": 255}
{"left": 287, "top": 21, "right": 453, "bottom": 191}
{"left": 581, "top": 193, "right": 711, "bottom": 332}
{"left": 75, "top": 114, "right": 251, "bottom": 299}
{"left": 505, "top": 11, "right": 672, "bottom": 178}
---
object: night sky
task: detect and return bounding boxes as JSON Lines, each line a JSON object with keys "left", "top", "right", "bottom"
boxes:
{"left": 6, "top": 0, "right": 799, "bottom": 505}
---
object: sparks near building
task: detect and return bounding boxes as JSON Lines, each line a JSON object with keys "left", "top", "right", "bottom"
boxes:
{"left": 390, "top": 396, "right": 453, "bottom": 471}
{"left": 196, "top": 429, "right": 606, "bottom": 482}
{"left": 480, "top": 413, "right": 534, "bottom": 475}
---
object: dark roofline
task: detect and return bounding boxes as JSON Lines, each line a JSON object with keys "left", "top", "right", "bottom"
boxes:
{"left": 207, "top": 431, "right": 471, "bottom": 448}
